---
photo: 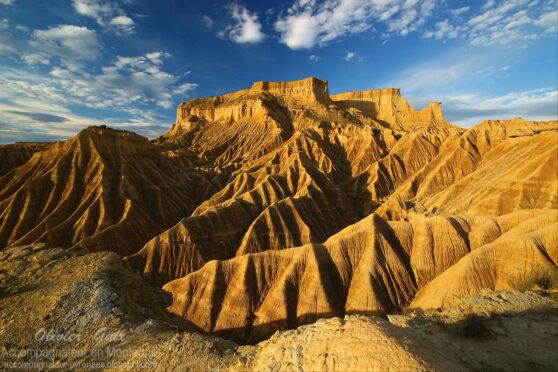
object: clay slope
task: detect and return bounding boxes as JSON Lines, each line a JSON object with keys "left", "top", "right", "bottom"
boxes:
{"left": 376, "top": 119, "right": 558, "bottom": 218}
{"left": 163, "top": 209, "right": 557, "bottom": 343}
{"left": 1, "top": 77, "right": 556, "bottom": 346}
{"left": 0, "top": 126, "right": 217, "bottom": 255}
{"left": 127, "top": 77, "right": 460, "bottom": 285}
{"left": 0, "top": 142, "right": 51, "bottom": 177}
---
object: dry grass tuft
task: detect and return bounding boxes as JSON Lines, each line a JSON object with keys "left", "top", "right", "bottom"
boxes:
{"left": 509, "top": 266, "right": 558, "bottom": 292}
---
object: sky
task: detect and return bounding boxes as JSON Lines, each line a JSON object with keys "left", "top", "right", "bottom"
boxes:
{"left": 0, "top": 0, "right": 557, "bottom": 143}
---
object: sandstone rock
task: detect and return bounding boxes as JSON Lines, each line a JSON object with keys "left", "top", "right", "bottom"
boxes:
{"left": 0, "top": 142, "right": 51, "bottom": 177}
{"left": 0, "top": 78, "right": 556, "bottom": 356}
{"left": 163, "top": 210, "right": 557, "bottom": 343}
{"left": 0, "top": 126, "right": 219, "bottom": 255}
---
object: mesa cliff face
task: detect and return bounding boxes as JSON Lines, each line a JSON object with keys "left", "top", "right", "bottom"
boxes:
{"left": 1, "top": 77, "right": 556, "bottom": 345}
{"left": 331, "top": 88, "right": 451, "bottom": 130}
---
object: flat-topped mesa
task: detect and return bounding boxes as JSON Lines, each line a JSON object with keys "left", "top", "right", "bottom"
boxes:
{"left": 171, "top": 77, "right": 332, "bottom": 132}
{"left": 169, "top": 78, "right": 452, "bottom": 135}
{"left": 332, "top": 88, "right": 452, "bottom": 130}
{"left": 173, "top": 98, "right": 270, "bottom": 132}
{"left": 250, "top": 77, "right": 331, "bottom": 105}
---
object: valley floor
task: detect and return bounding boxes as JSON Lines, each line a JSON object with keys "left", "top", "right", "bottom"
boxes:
{"left": 1, "top": 244, "right": 557, "bottom": 371}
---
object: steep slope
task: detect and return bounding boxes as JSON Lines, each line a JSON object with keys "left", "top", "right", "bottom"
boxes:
{"left": 0, "top": 126, "right": 217, "bottom": 255}
{"left": 163, "top": 209, "right": 557, "bottom": 343}
{"left": 1, "top": 77, "right": 556, "bottom": 347}
{"left": 127, "top": 77, "right": 456, "bottom": 285}
{"left": 127, "top": 130, "right": 362, "bottom": 285}
{"left": 376, "top": 119, "right": 558, "bottom": 218}
{"left": 410, "top": 210, "right": 558, "bottom": 309}
{"left": 0, "top": 142, "right": 51, "bottom": 176}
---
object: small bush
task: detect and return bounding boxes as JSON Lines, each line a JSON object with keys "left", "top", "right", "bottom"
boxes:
{"left": 509, "top": 266, "right": 558, "bottom": 292}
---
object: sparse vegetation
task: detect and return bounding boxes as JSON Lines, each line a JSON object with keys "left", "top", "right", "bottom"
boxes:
{"left": 509, "top": 266, "right": 558, "bottom": 292}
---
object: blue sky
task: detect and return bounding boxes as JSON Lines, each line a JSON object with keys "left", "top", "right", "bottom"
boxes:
{"left": 0, "top": 0, "right": 557, "bottom": 143}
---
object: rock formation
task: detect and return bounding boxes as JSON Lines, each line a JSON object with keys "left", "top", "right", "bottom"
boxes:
{"left": 0, "top": 127, "right": 219, "bottom": 255}
{"left": 162, "top": 210, "right": 557, "bottom": 343}
{"left": 0, "top": 142, "right": 50, "bottom": 176}
{"left": 0, "top": 77, "right": 556, "bottom": 346}
{"left": 3, "top": 244, "right": 556, "bottom": 370}
{"left": 331, "top": 88, "right": 451, "bottom": 130}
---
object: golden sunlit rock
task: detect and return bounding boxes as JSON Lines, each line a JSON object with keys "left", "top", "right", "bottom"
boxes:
{"left": 1, "top": 78, "right": 556, "bottom": 368}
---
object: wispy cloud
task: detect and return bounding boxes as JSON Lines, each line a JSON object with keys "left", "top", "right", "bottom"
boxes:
{"left": 202, "top": 15, "right": 214, "bottom": 28}
{"left": 424, "top": 0, "right": 558, "bottom": 47}
{"left": 0, "top": 19, "right": 15, "bottom": 54}
{"left": 274, "top": 0, "right": 439, "bottom": 50}
{"left": 344, "top": 51, "right": 362, "bottom": 62}
{"left": 0, "top": 49, "right": 198, "bottom": 143}
{"left": 26, "top": 25, "right": 100, "bottom": 65}
{"left": 72, "top": 0, "right": 136, "bottom": 35}
{"left": 409, "top": 87, "right": 558, "bottom": 126}
{"left": 449, "top": 6, "right": 470, "bottom": 17}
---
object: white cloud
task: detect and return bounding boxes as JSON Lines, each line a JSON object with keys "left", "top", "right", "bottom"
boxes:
{"left": 78, "top": 52, "right": 193, "bottom": 109}
{"left": 5, "top": 52, "right": 197, "bottom": 112}
{"left": 15, "top": 24, "right": 30, "bottom": 32}
{"left": 483, "top": 0, "right": 497, "bottom": 9}
{"left": 387, "top": 0, "right": 437, "bottom": 36}
{"left": 536, "top": 9, "right": 558, "bottom": 34}
{"left": 21, "top": 52, "right": 51, "bottom": 65}
{"left": 0, "top": 19, "right": 15, "bottom": 54}
{"left": 174, "top": 83, "right": 199, "bottom": 94}
{"left": 344, "top": 51, "right": 362, "bottom": 61}
{"left": 449, "top": 6, "right": 470, "bottom": 17}
{"left": 275, "top": 10, "right": 320, "bottom": 49}
{"left": 0, "top": 51, "right": 197, "bottom": 143}
{"left": 0, "top": 0, "right": 14, "bottom": 5}
{"left": 72, "top": 0, "right": 136, "bottom": 35}
{"left": 202, "top": 15, "right": 214, "bottom": 28}
{"left": 109, "top": 15, "right": 135, "bottom": 34}
{"left": 27, "top": 25, "right": 100, "bottom": 64}
{"left": 221, "top": 3, "right": 265, "bottom": 44}
{"left": 274, "top": 0, "right": 441, "bottom": 50}
{"left": 422, "top": 88, "right": 558, "bottom": 126}
{"left": 423, "top": 19, "right": 459, "bottom": 40}
{"left": 423, "top": 0, "right": 558, "bottom": 47}
{"left": 309, "top": 54, "right": 319, "bottom": 62}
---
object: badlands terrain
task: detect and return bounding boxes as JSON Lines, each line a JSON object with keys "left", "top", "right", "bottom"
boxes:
{"left": 0, "top": 77, "right": 557, "bottom": 370}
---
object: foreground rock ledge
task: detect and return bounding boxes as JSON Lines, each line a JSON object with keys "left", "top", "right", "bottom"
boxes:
{"left": 1, "top": 245, "right": 557, "bottom": 371}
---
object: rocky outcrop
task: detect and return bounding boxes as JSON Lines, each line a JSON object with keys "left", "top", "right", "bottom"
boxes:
{"left": 162, "top": 210, "right": 557, "bottom": 343}
{"left": 3, "top": 244, "right": 556, "bottom": 371}
{"left": 376, "top": 119, "right": 558, "bottom": 218}
{"left": 0, "top": 78, "right": 556, "bottom": 348}
{"left": 0, "top": 142, "right": 51, "bottom": 176}
{"left": 331, "top": 88, "right": 452, "bottom": 130}
{"left": 0, "top": 126, "right": 218, "bottom": 255}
